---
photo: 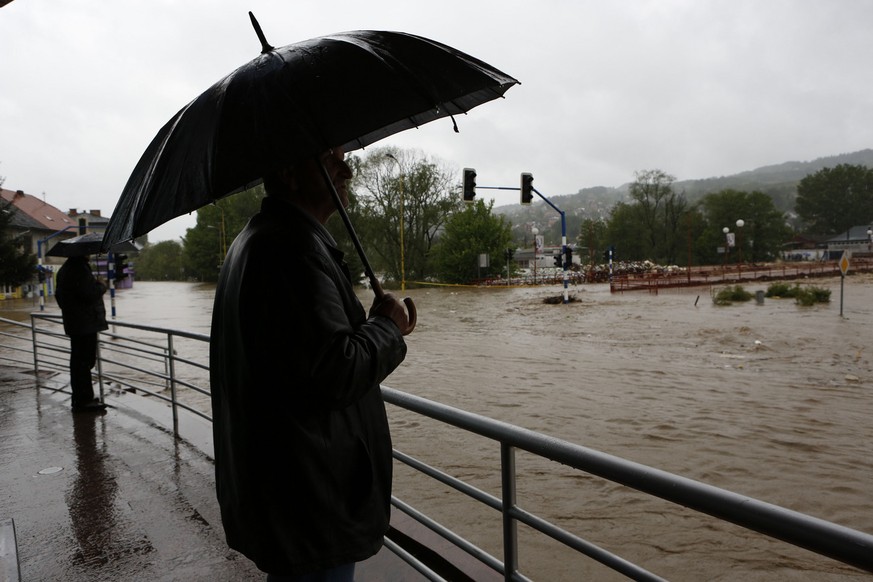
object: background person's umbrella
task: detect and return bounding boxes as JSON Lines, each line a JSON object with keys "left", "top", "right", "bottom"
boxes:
{"left": 47, "top": 232, "right": 139, "bottom": 257}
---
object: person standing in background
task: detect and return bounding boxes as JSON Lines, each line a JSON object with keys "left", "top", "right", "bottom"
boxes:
{"left": 55, "top": 254, "right": 109, "bottom": 412}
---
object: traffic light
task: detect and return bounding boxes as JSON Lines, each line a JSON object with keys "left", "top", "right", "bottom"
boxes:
{"left": 553, "top": 251, "right": 562, "bottom": 267}
{"left": 564, "top": 246, "right": 573, "bottom": 268}
{"left": 504, "top": 248, "right": 515, "bottom": 261}
{"left": 520, "top": 173, "right": 533, "bottom": 204}
{"left": 462, "top": 168, "right": 476, "bottom": 202}
{"left": 114, "top": 254, "right": 129, "bottom": 281}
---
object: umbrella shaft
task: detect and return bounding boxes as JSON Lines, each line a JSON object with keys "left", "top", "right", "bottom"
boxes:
{"left": 318, "top": 162, "right": 384, "bottom": 299}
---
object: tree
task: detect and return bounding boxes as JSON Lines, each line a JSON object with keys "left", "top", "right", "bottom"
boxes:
{"left": 576, "top": 218, "right": 609, "bottom": 265}
{"left": 621, "top": 169, "right": 689, "bottom": 263}
{"left": 134, "top": 240, "right": 184, "bottom": 281}
{"left": 601, "top": 170, "right": 689, "bottom": 264}
{"left": 698, "top": 189, "right": 790, "bottom": 264}
{"left": 0, "top": 199, "right": 37, "bottom": 287}
{"left": 351, "top": 147, "right": 458, "bottom": 285}
{"left": 796, "top": 164, "right": 873, "bottom": 234}
{"left": 183, "top": 186, "right": 265, "bottom": 281}
{"left": 430, "top": 199, "right": 513, "bottom": 283}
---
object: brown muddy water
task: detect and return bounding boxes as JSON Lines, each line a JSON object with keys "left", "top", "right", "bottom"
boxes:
{"left": 3, "top": 275, "right": 872, "bottom": 580}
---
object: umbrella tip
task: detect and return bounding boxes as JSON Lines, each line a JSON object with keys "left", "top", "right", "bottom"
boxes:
{"left": 248, "top": 11, "right": 274, "bottom": 54}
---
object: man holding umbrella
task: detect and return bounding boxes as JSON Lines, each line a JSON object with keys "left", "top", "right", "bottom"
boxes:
{"left": 210, "top": 146, "right": 413, "bottom": 580}
{"left": 100, "top": 17, "right": 517, "bottom": 579}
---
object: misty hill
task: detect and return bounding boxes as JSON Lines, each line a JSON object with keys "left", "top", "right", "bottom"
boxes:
{"left": 494, "top": 148, "right": 873, "bottom": 225}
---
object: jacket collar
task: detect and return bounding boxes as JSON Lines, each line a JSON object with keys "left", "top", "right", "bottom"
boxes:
{"left": 261, "top": 196, "right": 345, "bottom": 262}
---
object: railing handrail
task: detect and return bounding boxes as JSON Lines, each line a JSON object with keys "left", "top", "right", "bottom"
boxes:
{"left": 2, "top": 313, "right": 871, "bottom": 579}
{"left": 381, "top": 387, "right": 873, "bottom": 576}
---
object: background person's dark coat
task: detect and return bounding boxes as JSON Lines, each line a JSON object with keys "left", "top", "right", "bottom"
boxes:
{"left": 54, "top": 256, "right": 108, "bottom": 336}
{"left": 210, "top": 197, "right": 407, "bottom": 575}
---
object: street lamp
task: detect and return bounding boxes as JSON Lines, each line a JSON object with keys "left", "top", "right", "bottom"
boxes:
{"left": 736, "top": 219, "right": 744, "bottom": 277}
{"left": 386, "top": 154, "right": 406, "bottom": 292}
{"left": 722, "top": 227, "right": 730, "bottom": 276}
{"left": 867, "top": 227, "right": 872, "bottom": 251}
{"left": 531, "top": 227, "right": 539, "bottom": 284}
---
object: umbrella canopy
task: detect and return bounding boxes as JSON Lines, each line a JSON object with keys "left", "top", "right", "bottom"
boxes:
{"left": 47, "top": 232, "right": 138, "bottom": 257}
{"left": 103, "top": 21, "right": 518, "bottom": 247}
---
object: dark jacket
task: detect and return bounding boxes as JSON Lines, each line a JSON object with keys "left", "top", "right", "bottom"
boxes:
{"left": 209, "top": 196, "right": 407, "bottom": 575}
{"left": 54, "top": 256, "right": 108, "bottom": 336}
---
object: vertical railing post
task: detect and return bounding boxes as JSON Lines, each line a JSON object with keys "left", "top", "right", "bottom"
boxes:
{"left": 167, "top": 333, "right": 179, "bottom": 438}
{"left": 96, "top": 335, "right": 105, "bottom": 402}
{"left": 501, "top": 443, "right": 518, "bottom": 581}
{"left": 30, "top": 314, "right": 40, "bottom": 374}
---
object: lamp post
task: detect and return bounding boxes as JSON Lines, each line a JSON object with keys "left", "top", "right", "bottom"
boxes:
{"left": 531, "top": 227, "right": 539, "bottom": 284}
{"left": 206, "top": 221, "right": 227, "bottom": 273}
{"left": 867, "top": 227, "right": 872, "bottom": 251}
{"left": 386, "top": 154, "right": 406, "bottom": 292}
{"left": 736, "top": 219, "right": 744, "bottom": 278}
{"left": 722, "top": 227, "right": 730, "bottom": 278}
{"left": 218, "top": 206, "right": 227, "bottom": 267}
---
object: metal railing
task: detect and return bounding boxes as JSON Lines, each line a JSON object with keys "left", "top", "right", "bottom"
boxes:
{"left": 2, "top": 314, "right": 872, "bottom": 580}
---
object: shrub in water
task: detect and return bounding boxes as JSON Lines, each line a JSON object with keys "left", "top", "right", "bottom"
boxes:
{"left": 713, "top": 285, "right": 753, "bottom": 305}
{"left": 766, "top": 282, "right": 798, "bottom": 298}
{"left": 795, "top": 285, "right": 831, "bottom": 306}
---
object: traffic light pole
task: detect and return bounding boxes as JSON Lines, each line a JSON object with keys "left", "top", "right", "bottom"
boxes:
{"left": 464, "top": 174, "right": 569, "bottom": 303}
{"left": 532, "top": 187, "right": 570, "bottom": 304}
{"left": 108, "top": 251, "right": 117, "bottom": 319}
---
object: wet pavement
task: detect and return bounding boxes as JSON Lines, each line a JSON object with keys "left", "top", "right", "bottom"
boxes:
{"left": 0, "top": 366, "right": 425, "bottom": 581}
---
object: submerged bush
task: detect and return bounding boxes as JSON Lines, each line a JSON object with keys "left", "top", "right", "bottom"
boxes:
{"left": 765, "top": 282, "right": 798, "bottom": 298}
{"left": 794, "top": 286, "right": 831, "bottom": 306}
{"left": 713, "top": 285, "right": 753, "bottom": 305}
{"left": 765, "top": 282, "right": 831, "bottom": 305}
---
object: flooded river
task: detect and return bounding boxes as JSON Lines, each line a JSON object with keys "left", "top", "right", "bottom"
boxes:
{"left": 3, "top": 275, "right": 871, "bottom": 580}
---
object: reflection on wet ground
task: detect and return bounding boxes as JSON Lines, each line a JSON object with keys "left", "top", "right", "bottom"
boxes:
{"left": 0, "top": 369, "right": 262, "bottom": 581}
{"left": 0, "top": 367, "right": 424, "bottom": 581}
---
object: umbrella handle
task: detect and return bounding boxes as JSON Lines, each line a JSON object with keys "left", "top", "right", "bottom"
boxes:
{"left": 402, "top": 297, "right": 417, "bottom": 335}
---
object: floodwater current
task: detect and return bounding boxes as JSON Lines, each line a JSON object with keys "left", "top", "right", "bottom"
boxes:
{"left": 3, "top": 275, "right": 871, "bottom": 580}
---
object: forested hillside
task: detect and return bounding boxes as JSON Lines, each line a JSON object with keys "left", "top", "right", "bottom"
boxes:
{"left": 495, "top": 148, "right": 873, "bottom": 224}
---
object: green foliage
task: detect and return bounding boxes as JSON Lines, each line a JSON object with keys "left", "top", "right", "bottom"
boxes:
{"left": 134, "top": 240, "right": 184, "bottom": 281}
{"left": 712, "top": 285, "right": 753, "bottom": 305}
{"left": 796, "top": 164, "right": 873, "bottom": 234}
{"left": 765, "top": 282, "right": 797, "bottom": 298}
{"left": 765, "top": 282, "right": 831, "bottom": 305}
{"left": 602, "top": 169, "right": 702, "bottom": 265}
{"left": 794, "top": 286, "right": 831, "bottom": 306}
{"left": 350, "top": 147, "right": 459, "bottom": 284}
{"left": 430, "top": 199, "right": 513, "bottom": 284}
{"left": 618, "top": 169, "right": 688, "bottom": 264}
{"left": 606, "top": 202, "right": 647, "bottom": 261}
{"left": 697, "top": 189, "right": 791, "bottom": 265}
{"left": 576, "top": 218, "right": 609, "bottom": 264}
{"left": 0, "top": 200, "right": 37, "bottom": 286}
{"left": 183, "top": 186, "right": 265, "bottom": 281}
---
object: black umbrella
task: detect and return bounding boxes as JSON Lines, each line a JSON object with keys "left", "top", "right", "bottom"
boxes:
{"left": 104, "top": 13, "right": 519, "bottom": 328}
{"left": 46, "top": 232, "right": 138, "bottom": 257}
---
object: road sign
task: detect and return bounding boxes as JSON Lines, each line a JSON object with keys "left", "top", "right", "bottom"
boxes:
{"left": 839, "top": 252, "right": 850, "bottom": 276}
{"left": 838, "top": 251, "right": 849, "bottom": 317}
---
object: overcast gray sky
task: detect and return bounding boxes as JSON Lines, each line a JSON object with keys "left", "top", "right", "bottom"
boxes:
{"left": 2, "top": 0, "right": 872, "bottom": 242}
